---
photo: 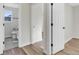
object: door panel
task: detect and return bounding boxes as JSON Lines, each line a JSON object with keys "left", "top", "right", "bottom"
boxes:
{"left": 53, "top": 3, "right": 65, "bottom": 54}
{"left": 31, "top": 4, "right": 43, "bottom": 44}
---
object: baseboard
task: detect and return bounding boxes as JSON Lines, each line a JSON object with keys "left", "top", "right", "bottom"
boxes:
{"left": 72, "top": 38, "right": 79, "bottom": 40}
{"left": 31, "top": 40, "right": 42, "bottom": 44}
{"left": 72, "top": 36, "right": 79, "bottom": 39}
{"left": 18, "top": 42, "right": 31, "bottom": 48}
{"left": 65, "top": 37, "right": 79, "bottom": 44}
{"left": 65, "top": 37, "right": 72, "bottom": 44}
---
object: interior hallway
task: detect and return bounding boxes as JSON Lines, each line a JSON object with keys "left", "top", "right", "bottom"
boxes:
{"left": 55, "top": 38, "right": 79, "bottom": 55}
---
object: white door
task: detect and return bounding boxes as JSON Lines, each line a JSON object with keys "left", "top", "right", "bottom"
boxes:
{"left": 53, "top": 3, "right": 65, "bottom": 54}
{"left": 0, "top": 4, "right": 4, "bottom": 54}
{"left": 31, "top": 4, "right": 43, "bottom": 44}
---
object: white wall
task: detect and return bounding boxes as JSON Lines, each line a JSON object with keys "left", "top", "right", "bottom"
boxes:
{"left": 31, "top": 4, "right": 44, "bottom": 44}
{"left": 18, "top": 4, "right": 31, "bottom": 47}
{"left": 64, "top": 4, "right": 74, "bottom": 43}
{"left": 64, "top": 4, "right": 79, "bottom": 43}
{"left": 4, "top": 7, "right": 18, "bottom": 38}
{"left": 73, "top": 6, "right": 79, "bottom": 38}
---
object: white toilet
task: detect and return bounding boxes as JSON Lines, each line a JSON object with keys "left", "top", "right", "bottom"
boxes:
{"left": 11, "top": 28, "right": 18, "bottom": 39}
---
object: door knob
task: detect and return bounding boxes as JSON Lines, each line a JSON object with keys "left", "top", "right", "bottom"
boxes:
{"left": 62, "top": 27, "right": 65, "bottom": 29}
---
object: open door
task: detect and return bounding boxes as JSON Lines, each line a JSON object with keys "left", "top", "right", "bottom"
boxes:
{"left": 43, "top": 3, "right": 51, "bottom": 55}
{"left": 53, "top": 3, "right": 65, "bottom": 54}
{"left": 31, "top": 4, "right": 43, "bottom": 44}
{"left": 0, "top": 4, "right": 4, "bottom": 54}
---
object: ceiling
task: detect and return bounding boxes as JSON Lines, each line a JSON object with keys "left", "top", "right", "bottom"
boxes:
{"left": 68, "top": 3, "right": 79, "bottom": 6}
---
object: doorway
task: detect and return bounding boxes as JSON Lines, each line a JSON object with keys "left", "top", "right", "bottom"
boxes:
{"left": 31, "top": 4, "right": 44, "bottom": 48}
{"left": 30, "top": 3, "right": 51, "bottom": 55}
{"left": 3, "top": 6, "right": 19, "bottom": 50}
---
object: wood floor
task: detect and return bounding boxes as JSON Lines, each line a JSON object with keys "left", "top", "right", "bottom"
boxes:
{"left": 23, "top": 39, "right": 79, "bottom": 55}
{"left": 3, "top": 47, "right": 26, "bottom": 55}
{"left": 56, "top": 38, "right": 79, "bottom": 55}
{"left": 3, "top": 41, "right": 45, "bottom": 55}
{"left": 3, "top": 38, "right": 79, "bottom": 55}
{"left": 22, "top": 42, "right": 46, "bottom": 55}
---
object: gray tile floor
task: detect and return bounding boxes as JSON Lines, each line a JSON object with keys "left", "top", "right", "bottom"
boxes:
{"left": 4, "top": 37, "right": 18, "bottom": 50}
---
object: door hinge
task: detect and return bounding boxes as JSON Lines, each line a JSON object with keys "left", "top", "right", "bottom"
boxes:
{"left": 3, "top": 5, "right": 5, "bottom": 8}
{"left": 3, "top": 41, "right": 5, "bottom": 44}
{"left": 51, "top": 3, "right": 53, "bottom": 5}
{"left": 51, "top": 43, "right": 53, "bottom": 46}
{"left": 51, "top": 23, "right": 53, "bottom": 26}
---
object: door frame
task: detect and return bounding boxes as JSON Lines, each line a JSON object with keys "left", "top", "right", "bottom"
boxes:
{"left": 3, "top": 4, "right": 20, "bottom": 51}
{"left": 30, "top": 4, "right": 44, "bottom": 44}
{"left": 2, "top": 3, "right": 52, "bottom": 55}
{"left": 30, "top": 3, "right": 52, "bottom": 55}
{"left": 42, "top": 3, "right": 51, "bottom": 55}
